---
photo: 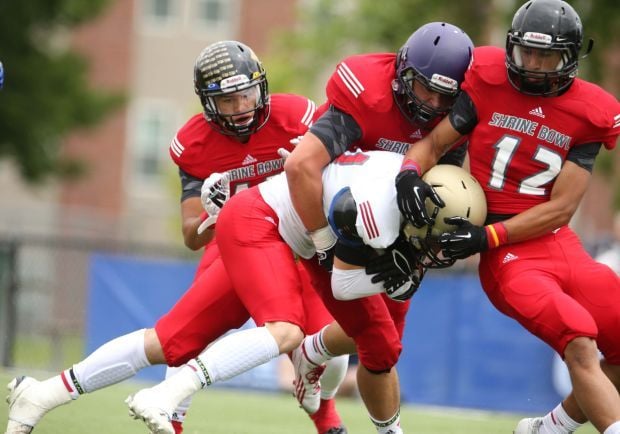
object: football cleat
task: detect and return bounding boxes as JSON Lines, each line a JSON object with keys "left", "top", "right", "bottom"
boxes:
{"left": 513, "top": 417, "right": 545, "bottom": 434}
{"left": 311, "top": 398, "right": 346, "bottom": 434}
{"left": 6, "top": 376, "right": 65, "bottom": 433}
{"left": 323, "top": 426, "right": 348, "bottom": 434}
{"left": 291, "top": 345, "right": 325, "bottom": 415}
{"left": 171, "top": 420, "right": 184, "bottom": 434}
{"left": 126, "top": 389, "right": 175, "bottom": 434}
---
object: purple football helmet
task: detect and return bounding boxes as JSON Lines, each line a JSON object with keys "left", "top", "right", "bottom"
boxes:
{"left": 393, "top": 22, "right": 473, "bottom": 127}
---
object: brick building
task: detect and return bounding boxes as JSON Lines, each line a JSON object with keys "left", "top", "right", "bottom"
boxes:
{"left": 0, "top": 0, "right": 299, "bottom": 246}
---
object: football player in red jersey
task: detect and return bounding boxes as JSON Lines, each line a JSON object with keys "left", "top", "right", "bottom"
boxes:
{"left": 5, "top": 41, "right": 348, "bottom": 434}
{"left": 395, "top": 1, "right": 620, "bottom": 433}
{"left": 284, "top": 23, "right": 474, "bottom": 434}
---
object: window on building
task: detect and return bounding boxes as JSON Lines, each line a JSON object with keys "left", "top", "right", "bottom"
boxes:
{"left": 193, "top": 0, "right": 233, "bottom": 29}
{"left": 132, "top": 103, "right": 178, "bottom": 181}
{"left": 151, "top": 0, "right": 171, "bottom": 18}
{"left": 142, "top": 0, "right": 178, "bottom": 26}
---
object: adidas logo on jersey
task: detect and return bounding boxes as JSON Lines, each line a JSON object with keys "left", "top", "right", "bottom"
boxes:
{"left": 529, "top": 107, "right": 545, "bottom": 118}
{"left": 614, "top": 114, "right": 620, "bottom": 128}
{"left": 410, "top": 129, "right": 423, "bottom": 139}
{"left": 502, "top": 253, "right": 519, "bottom": 264}
{"left": 242, "top": 154, "right": 258, "bottom": 165}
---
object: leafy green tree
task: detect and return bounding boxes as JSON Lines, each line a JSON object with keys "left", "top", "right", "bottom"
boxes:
{"left": 269, "top": 0, "right": 617, "bottom": 97}
{"left": 267, "top": 0, "right": 619, "bottom": 208}
{"left": 0, "top": 0, "right": 122, "bottom": 183}
{"left": 267, "top": 0, "right": 497, "bottom": 99}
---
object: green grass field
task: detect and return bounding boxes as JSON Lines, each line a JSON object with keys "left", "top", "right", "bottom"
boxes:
{"left": 0, "top": 370, "right": 599, "bottom": 434}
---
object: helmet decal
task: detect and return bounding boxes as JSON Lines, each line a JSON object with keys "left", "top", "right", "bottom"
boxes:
{"left": 193, "top": 41, "right": 270, "bottom": 136}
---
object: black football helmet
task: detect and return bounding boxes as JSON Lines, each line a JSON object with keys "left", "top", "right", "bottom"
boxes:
{"left": 393, "top": 22, "right": 473, "bottom": 128}
{"left": 194, "top": 41, "right": 270, "bottom": 136}
{"left": 506, "top": 0, "right": 584, "bottom": 96}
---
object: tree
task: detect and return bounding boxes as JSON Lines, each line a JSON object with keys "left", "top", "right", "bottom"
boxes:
{"left": 0, "top": 0, "right": 122, "bottom": 183}
{"left": 267, "top": 0, "right": 619, "bottom": 208}
{"left": 266, "top": 0, "right": 497, "bottom": 99}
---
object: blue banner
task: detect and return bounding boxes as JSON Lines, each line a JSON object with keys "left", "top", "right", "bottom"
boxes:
{"left": 87, "top": 253, "right": 565, "bottom": 411}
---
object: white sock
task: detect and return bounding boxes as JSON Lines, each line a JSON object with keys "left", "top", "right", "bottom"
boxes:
{"left": 69, "top": 329, "right": 150, "bottom": 395}
{"left": 303, "top": 326, "right": 336, "bottom": 366}
{"left": 146, "top": 365, "right": 203, "bottom": 410}
{"left": 29, "top": 376, "right": 73, "bottom": 409}
{"left": 604, "top": 421, "right": 620, "bottom": 434}
{"left": 189, "top": 327, "right": 280, "bottom": 386}
{"left": 165, "top": 366, "right": 192, "bottom": 424}
{"left": 541, "top": 403, "right": 583, "bottom": 434}
{"left": 370, "top": 409, "right": 403, "bottom": 434}
{"left": 145, "top": 327, "right": 280, "bottom": 411}
{"left": 320, "top": 355, "right": 349, "bottom": 400}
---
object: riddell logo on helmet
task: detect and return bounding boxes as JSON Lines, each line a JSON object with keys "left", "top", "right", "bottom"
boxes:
{"left": 523, "top": 32, "right": 552, "bottom": 46}
{"left": 431, "top": 74, "right": 457, "bottom": 92}
{"left": 221, "top": 74, "right": 249, "bottom": 89}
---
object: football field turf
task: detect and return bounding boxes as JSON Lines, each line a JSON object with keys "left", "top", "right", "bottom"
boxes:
{"left": 0, "top": 370, "right": 598, "bottom": 433}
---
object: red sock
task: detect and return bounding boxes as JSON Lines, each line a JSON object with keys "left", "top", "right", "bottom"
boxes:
{"left": 310, "top": 398, "right": 343, "bottom": 434}
{"left": 172, "top": 420, "right": 183, "bottom": 434}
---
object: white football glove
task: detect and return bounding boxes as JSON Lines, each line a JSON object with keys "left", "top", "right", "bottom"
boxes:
{"left": 277, "top": 135, "right": 305, "bottom": 162}
{"left": 198, "top": 172, "right": 230, "bottom": 234}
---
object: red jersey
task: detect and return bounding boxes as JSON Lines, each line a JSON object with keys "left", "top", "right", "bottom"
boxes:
{"left": 321, "top": 53, "right": 432, "bottom": 154}
{"left": 463, "top": 46, "right": 620, "bottom": 215}
{"left": 321, "top": 52, "right": 464, "bottom": 155}
{"left": 169, "top": 93, "right": 317, "bottom": 195}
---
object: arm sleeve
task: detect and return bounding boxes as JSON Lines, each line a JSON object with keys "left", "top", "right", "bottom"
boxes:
{"left": 438, "top": 140, "right": 468, "bottom": 167}
{"left": 309, "top": 105, "right": 363, "bottom": 161}
{"left": 179, "top": 168, "right": 203, "bottom": 202}
{"left": 565, "top": 142, "right": 602, "bottom": 173}
{"left": 331, "top": 267, "right": 384, "bottom": 301}
{"left": 448, "top": 91, "right": 478, "bottom": 135}
{"left": 334, "top": 242, "right": 377, "bottom": 266}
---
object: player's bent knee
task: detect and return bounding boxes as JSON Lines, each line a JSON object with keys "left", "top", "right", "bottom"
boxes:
{"left": 363, "top": 365, "right": 392, "bottom": 375}
{"left": 564, "top": 337, "right": 600, "bottom": 371}
{"left": 265, "top": 321, "right": 304, "bottom": 354}
{"left": 357, "top": 341, "right": 402, "bottom": 373}
{"left": 352, "top": 325, "right": 402, "bottom": 372}
{"left": 144, "top": 328, "right": 167, "bottom": 365}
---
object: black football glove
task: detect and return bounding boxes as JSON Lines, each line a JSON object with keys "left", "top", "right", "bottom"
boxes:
{"left": 395, "top": 169, "right": 445, "bottom": 228}
{"left": 365, "top": 237, "right": 426, "bottom": 302}
{"left": 438, "top": 217, "right": 488, "bottom": 260}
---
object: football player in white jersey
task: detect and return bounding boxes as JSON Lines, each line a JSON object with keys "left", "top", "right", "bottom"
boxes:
{"left": 125, "top": 150, "right": 483, "bottom": 434}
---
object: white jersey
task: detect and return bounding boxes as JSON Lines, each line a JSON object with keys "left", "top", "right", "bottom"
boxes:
{"left": 258, "top": 150, "right": 404, "bottom": 259}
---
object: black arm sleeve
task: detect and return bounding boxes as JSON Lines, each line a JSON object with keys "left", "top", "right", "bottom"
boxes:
{"left": 334, "top": 242, "right": 377, "bottom": 267}
{"left": 565, "top": 142, "right": 602, "bottom": 173}
{"left": 309, "top": 105, "right": 363, "bottom": 161}
{"left": 179, "top": 168, "right": 203, "bottom": 202}
{"left": 448, "top": 91, "right": 478, "bottom": 135}
{"left": 438, "top": 140, "right": 468, "bottom": 167}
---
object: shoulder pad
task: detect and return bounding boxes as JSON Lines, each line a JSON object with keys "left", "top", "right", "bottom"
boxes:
{"left": 463, "top": 46, "right": 507, "bottom": 90}
{"left": 326, "top": 53, "right": 396, "bottom": 118}
{"left": 270, "top": 93, "right": 318, "bottom": 128}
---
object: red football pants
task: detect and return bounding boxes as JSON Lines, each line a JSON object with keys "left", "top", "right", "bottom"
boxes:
{"left": 479, "top": 226, "right": 620, "bottom": 363}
